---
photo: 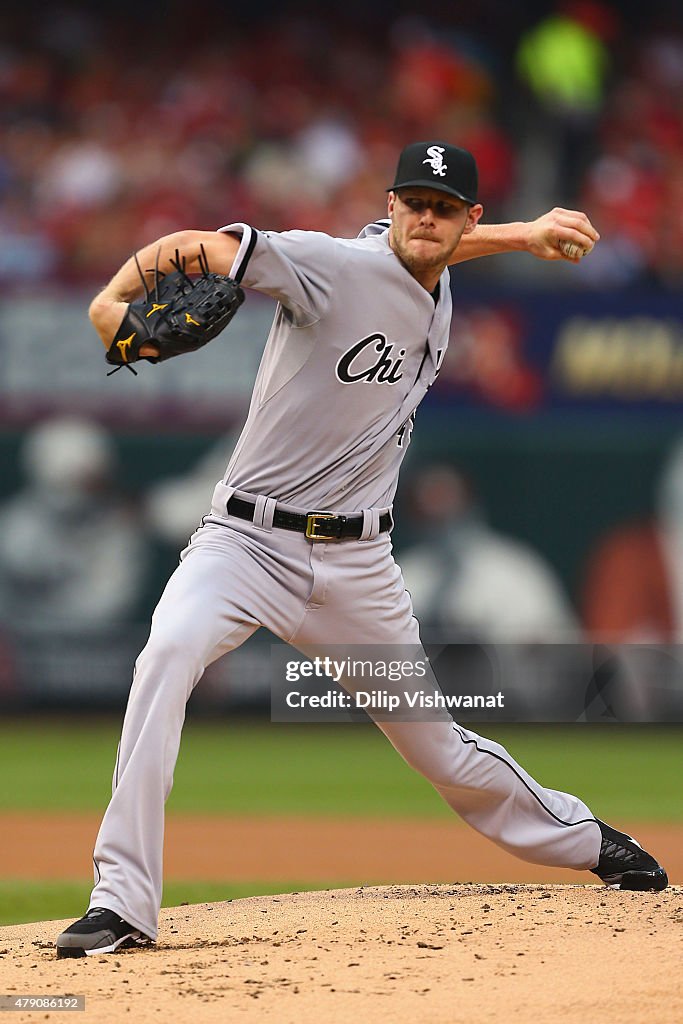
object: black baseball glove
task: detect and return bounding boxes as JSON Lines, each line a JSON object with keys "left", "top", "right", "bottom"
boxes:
{"left": 105, "top": 246, "right": 244, "bottom": 374}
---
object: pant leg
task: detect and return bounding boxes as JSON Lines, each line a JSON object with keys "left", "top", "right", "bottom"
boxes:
{"left": 291, "top": 534, "right": 602, "bottom": 873}
{"left": 89, "top": 521, "right": 308, "bottom": 938}
{"left": 370, "top": 717, "right": 601, "bottom": 869}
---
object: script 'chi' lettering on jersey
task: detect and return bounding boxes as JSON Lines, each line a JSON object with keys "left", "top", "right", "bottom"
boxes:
{"left": 336, "top": 334, "right": 406, "bottom": 385}
{"left": 116, "top": 333, "right": 136, "bottom": 362}
{"left": 423, "top": 145, "right": 447, "bottom": 177}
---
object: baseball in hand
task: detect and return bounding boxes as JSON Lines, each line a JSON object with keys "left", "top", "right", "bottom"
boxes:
{"left": 559, "top": 240, "right": 587, "bottom": 260}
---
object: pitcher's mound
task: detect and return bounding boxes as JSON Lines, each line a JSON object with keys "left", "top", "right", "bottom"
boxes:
{"left": 3, "top": 884, "right": 681, "bottom": 1023}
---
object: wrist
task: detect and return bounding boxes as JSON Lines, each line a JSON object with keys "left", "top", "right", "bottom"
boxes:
{"left": 500, "top": 221, "right": 530, "bottom": 252}
{"left": 100, "top": 285, "right": 130, "bottom": 305}
{"left": 90, "top": 286, "right": 125, "bottom": 307}
{"left": 467, "top": 221, "right": 529, "bottom": 253}
{"left": 89, "top": 294, "right": 128, "bottom": 347}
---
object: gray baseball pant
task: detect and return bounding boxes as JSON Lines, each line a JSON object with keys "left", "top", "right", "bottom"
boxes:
{"left": 89, "top": 488, "right": 601, "bottom": 939}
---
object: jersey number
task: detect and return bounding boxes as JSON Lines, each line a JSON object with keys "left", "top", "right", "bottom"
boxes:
{"left": 396, "top": 412, "right": 416, "bottom": 448}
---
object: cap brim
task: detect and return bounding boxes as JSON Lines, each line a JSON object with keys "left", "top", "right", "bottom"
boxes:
{"left": 387, "top": 179, "right": 476, "bottom": 204}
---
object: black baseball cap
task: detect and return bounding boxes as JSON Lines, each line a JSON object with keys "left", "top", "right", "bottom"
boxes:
{"left": 388, "top": 141, "right": 478, "bottom": 204}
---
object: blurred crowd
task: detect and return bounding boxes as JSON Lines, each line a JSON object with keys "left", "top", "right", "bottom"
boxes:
{"left": 3, "top": 415, "right": 683, "bottom": 648}
{"left": 2, "top": 415, "right": 683, "bottom": 717}
{"left": 1, "top": 1, "right": 682, "bottom": 288}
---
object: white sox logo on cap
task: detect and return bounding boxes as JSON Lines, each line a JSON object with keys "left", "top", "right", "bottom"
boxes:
{"left": 388, "top": 141, "right": 478, "bottom": 203}
{"left": 423, "top": 145, "right": 447, "bottom": 177}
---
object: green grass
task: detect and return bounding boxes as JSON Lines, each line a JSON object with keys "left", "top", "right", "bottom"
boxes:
{"left": 0, "top": 879, "right": 336, "bottom": 927}
{"left": 0, "top": 718, "right": 680, "bottom": 927}
{"left": 0, "top": 717, "right": 681, "bottom": 821}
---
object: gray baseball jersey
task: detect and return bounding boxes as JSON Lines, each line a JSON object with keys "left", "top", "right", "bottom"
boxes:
{"left": 220, "top": 220, "right": 449, "bottom": 511}
{"left": 85, "top": 219, "right": 602, "bottom": 941}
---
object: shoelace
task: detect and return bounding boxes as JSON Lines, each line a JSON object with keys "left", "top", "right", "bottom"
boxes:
{"left": 600, "top": 839, "right": 640, "bottom": 865}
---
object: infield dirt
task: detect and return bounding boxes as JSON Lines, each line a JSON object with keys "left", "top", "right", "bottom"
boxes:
{"left": 3, "top": 816, "right": 682, "bottom": 1022}
{"left": 1, "top": 884, "right": 682, "bottom": 1024}
{"left": 3, "top": 813, "right": 683, "bottom": 885}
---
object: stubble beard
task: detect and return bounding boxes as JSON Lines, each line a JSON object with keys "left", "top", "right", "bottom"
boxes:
{"left": 390, "top": 231, "right": 459, "bottom": 280}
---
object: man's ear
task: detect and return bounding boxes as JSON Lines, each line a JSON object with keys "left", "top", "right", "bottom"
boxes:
{"left": 463, "top": 203, "right": 484, "bottom": 234}
{"left": 387, "top": 191, "right": 396, "bottom": 216}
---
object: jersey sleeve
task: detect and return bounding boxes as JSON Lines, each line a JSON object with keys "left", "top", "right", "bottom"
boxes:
{"left": 218, "top": 222, "right": 339, "bottom": 326}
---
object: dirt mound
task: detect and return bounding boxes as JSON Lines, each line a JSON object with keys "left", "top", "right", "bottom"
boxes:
{"left": 2, "top": 885, "right": 681, "bottom": 1023}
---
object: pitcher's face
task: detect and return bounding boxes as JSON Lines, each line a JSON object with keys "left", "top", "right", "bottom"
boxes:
{"left": 388, "top": 187, "right": 482, "bottom": 286}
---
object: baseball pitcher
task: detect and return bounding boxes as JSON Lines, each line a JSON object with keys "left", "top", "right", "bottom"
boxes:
{"left": 56, "top": 141, "right": 667, "bottom": 958}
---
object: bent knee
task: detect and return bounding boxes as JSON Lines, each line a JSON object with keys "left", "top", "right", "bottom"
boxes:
{"left": 135, "top": 628, "right": 206, "bottom": 678}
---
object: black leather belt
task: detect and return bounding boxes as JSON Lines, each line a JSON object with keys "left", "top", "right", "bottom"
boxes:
{"left": 226, "top": 496, "right": 391, "bottom": 541}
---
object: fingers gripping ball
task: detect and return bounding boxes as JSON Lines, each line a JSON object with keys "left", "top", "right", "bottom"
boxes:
{"left": 559, "top": 239, "right": 588, "bottom": 260}
{"left": 106, "top": 246, "right": 244, "bottom": 374}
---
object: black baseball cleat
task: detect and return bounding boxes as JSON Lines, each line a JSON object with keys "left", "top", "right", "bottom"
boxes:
{"left": 56, "top": 907, "right": 151, "bottom": 958}
{"left": 590, "top": 819, "right": 668, "bottom": 891}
